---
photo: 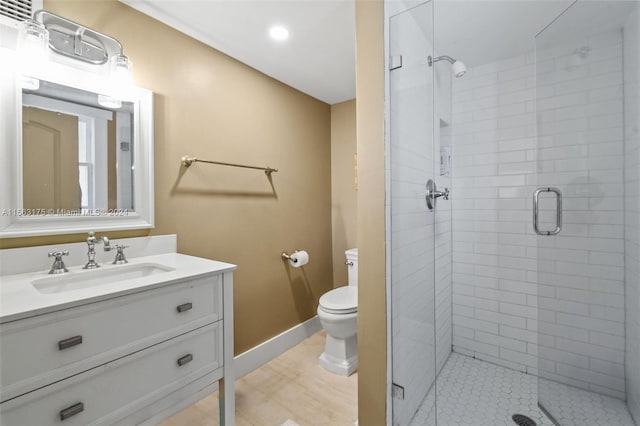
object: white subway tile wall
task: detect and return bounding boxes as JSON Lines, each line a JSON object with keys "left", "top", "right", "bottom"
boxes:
{"left": 536, "top": 29, "right": 626, "bottom": 400}
{"left": 451, "top": 29, "right": 628, "bottom": 400}
{"left": 624, "top": 5, "right": 640, "bottom": 423}
{"left": 435, "top": 120, "right": 452, "bottom": 375}
{"left": 451, "top": 49, "right": 539, "bottom": 376}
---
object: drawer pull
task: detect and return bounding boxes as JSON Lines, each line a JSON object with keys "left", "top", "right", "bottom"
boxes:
{"left": 58, "top": 335, "right": 83, "bottom": 350}
{"left": 177, "top": 354, "right": 193, "bottom": 366}
{"left": 176, "top": 302, "right": 193, "bottom": 313}
{"left": 59, "top": 402, "right": 84, "bottom": 421}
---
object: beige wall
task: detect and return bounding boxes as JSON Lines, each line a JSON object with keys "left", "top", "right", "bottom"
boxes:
{"left": 330, "top": 100, "right": 357, "bottom": 287}
{"left": 355, "top": 0, "right": 387, "bottom": 425}
{"left": 2, "top": 0, "right": 333, "bottom": 356}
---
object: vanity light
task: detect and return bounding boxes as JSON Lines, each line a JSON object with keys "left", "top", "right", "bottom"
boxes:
{"left": 98, "top": 54, "right": 133, "bottom": 108}
{"left": 110, "top": 54, "right": 133, "bottom": 86}
{"left": 16, "top": 19, "right": 49, "bottom": 90}
{"left": 97, "top": 94, "right": 122, "bottom": 109}
{"left": 17, "top": 10, "right": 133, "bottom": 108}
{"left": 269, "top": 25, "right": 290, "bottom": 41}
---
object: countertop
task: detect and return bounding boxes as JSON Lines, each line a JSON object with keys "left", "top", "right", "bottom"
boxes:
{"left": 0, "top": 253, "right": 236, "bottom": 323}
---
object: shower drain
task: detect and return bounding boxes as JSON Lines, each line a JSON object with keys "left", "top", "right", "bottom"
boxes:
{"left": 512, "top": 414, "right": 537, "bottom": 426}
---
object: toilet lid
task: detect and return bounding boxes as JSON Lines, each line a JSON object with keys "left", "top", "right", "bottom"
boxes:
{"left": 319, "top": 286, "right": 357, "bottom": 314}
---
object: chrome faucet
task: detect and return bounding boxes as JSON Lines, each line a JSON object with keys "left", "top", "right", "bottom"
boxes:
{"left": 83, "top": 232, "right": 111, "bottom": 269}
{"left": 112, "top": 244, "right": 129, "bottom": 264}
{"left": 48, "top": 250, "right": 69, "bottom": 274}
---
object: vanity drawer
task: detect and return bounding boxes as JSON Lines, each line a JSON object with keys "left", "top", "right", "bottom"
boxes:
{"left": 0, "top": 322, "right": 223, "bottom": 426}
{"left": 0, "top": 274, "right": 222, "bottom": 402}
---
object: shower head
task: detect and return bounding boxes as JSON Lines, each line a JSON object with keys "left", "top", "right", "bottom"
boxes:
{"left": 428, "top": 55, "right": 467, "bottom": 78}
{"left": 451, "top": 60, "right": 467, "bottom": 78}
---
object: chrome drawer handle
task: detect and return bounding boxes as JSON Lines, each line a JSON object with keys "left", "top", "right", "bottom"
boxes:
{"left": 177, "top": 354, "right": 193, "bottom": 367}
{"left": 176, "top": 302, "right": 193, "bottom": 313}
{"left": 58, "top": 335, "right": 83, "bottom": 350}
{"left": 60, "top": 402, "right": 84, "bottom": 421}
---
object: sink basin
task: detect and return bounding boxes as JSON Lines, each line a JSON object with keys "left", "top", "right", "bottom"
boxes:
{"left": 31, "top": 263, "right": 175, "bottom": 294}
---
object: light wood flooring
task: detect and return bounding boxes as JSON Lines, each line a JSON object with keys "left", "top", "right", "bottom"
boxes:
{"left": 160, "top": 331, "right": 358, "bottom": 426}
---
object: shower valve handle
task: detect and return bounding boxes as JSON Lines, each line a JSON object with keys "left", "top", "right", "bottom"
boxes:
{"left": 425, "top": 179, "right": 449, "bottom": 211}
{"left": 433, "top": 188, "right": 449, "bottom": 200}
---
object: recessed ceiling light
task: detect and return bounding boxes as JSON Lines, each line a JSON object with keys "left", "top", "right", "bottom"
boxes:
{"left": 269, "top": 25, "right": 289, "bottom": 41}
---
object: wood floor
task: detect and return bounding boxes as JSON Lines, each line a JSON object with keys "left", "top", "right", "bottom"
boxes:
{"left": 160, "top": 331, "right": 358, "bottom": 426}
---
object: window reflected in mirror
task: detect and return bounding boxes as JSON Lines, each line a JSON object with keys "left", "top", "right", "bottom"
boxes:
{"left": 21, "top": 81, "right": 134, "bottom": 215}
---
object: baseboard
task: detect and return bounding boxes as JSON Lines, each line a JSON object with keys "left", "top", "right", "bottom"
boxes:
{"left": 235, "top": 315, "right": 322, "bottom": 379}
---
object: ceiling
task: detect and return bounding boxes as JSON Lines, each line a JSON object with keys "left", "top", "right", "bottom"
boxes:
{"left": 121, "top": 1, "right": 630, "bottom": 105}
{"left": 121, "top": 0, "right": 356, "bottom": 105}
{"left": 435, "top": 1, "right": 574, "bottom": 68}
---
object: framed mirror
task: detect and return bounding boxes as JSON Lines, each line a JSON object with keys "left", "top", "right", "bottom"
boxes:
{"left": 0, "top": 48, "right": 154, "bottom": 238}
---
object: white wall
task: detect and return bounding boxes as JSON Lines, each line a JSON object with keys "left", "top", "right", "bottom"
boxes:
{"left": 624, "top": 4, "right": 640, "bottom": 422}
{"left": 450, "top": 51, "right": 538, "bottom": 374}
{"left": 536, "top": 29, "right": 626, "bottom": 401}
{"left": 451, "top": 28, "right": 627, "bottom": 400}
{"left": 434, "top": 60, "right": 453, "bottom": 374}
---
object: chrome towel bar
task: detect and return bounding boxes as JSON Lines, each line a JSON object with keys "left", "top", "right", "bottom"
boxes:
{"left": 181, "top": 156, "right": 278, "bottom": 175}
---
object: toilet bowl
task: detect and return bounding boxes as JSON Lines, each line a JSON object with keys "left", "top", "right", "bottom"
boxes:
{"left": 317, "top": 248, "right": 358, "bottom": 376}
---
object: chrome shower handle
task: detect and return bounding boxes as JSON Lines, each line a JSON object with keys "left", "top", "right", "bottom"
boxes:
{"left": 425, "top": 179, "right": 449, "bottom": 211}
{"left": 433, "top": 188, "right": 449, "bottom": 200}
{"left": 533, "top": 187, "right": 562, "bottom": 236}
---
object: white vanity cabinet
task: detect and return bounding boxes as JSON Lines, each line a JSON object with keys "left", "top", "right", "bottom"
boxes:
{"left": 0, "top": 254, "right": 236, "bottom": 426}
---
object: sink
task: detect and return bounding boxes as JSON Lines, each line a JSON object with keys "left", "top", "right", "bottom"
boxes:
{"left": 31, "top": 263, "right": 175, "bottom": 294}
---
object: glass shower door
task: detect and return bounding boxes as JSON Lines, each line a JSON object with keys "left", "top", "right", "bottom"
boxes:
{"left": 536, "top": 2, "right": 639, "bottom": 425}
{"left": 389, "top": 2, "right": 437, "bottom": 425}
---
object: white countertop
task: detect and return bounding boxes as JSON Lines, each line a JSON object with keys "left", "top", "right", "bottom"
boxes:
{"left": 0, "top": 253, "right": 236, "bottom": 323}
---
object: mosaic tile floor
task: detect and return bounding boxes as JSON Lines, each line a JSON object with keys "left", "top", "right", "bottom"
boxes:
{"left": 408, "top": 352, "right": 636, "bottom": 426}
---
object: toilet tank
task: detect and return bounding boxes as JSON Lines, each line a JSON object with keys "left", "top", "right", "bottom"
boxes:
{"left": 345, "top": 248, "right": 358, "bottom": 287}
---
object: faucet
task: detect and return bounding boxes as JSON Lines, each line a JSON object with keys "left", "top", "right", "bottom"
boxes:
{"left": 48, "top": 250, "right": 69, "bottom": 274}
{"left": 83, "top": 231, "right": 111, "bottom": 269}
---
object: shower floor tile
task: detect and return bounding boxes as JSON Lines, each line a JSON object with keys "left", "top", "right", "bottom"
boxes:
{"left": 408, "top": 352, "right": 636, "bottom": 426}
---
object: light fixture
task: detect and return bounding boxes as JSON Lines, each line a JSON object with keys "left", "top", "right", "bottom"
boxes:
{"left": 16, "top": 19, "right": 49, "bottom": 89}
{"left": 16, "top": 10, "right": 133, "bottom": 108}
{"left": 269, "top": 25, "right": 290, "bottom": 41}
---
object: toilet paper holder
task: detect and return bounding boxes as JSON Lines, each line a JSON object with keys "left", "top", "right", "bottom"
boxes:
{"left": 281, "top": 250, "right": 301, "bottom": 261}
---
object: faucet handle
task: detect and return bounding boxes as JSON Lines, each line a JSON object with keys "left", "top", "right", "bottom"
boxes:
{"left": 113, "top": 245, "right": 129, "bottom": 265}
{"left": 48, "top": 250, "right": 69, "bottom": 259}
{"left": 48, "top": 250, "right": 69, "bottom": 274}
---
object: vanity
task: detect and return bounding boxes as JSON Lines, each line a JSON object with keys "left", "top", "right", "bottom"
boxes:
{"left": 1, "top": 11, "right": 238, "bottom": 424}
{"left": 0, "top": 235, "right": 237, "bottom": 425}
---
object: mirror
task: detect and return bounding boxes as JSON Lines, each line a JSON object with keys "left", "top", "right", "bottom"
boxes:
{"left": 22, "top": 81, "right": 135, "bottom": 214}
{"left": 0, "top": 48, "right": 154, "bottom": 238}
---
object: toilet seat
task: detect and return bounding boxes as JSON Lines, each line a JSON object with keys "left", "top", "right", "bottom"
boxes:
{"left": 319, "top": 286, "right": 357, "bottom": 314}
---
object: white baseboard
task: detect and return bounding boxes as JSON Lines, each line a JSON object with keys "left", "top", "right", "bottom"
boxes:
{"left": 235, "top": 315, "right": 322, "bottom": 378}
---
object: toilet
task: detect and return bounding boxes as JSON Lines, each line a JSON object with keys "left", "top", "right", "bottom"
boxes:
{"left": 317, "top": 248, "right": 358, "bottom": 376}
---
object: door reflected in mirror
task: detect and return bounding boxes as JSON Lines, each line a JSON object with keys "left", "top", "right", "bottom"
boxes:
{"left": 22, "top": 81, "right": 134, "bottom": 215}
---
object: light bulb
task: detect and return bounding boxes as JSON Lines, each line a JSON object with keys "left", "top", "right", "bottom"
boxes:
{"left": 98, "top": 54, "right": 132, "bottom": 108}
{"left": 110, "top": 54, "right": 132, "bottom": 87}
{"left": 16, "top": 19, "right": 49, "bottom": 80}
{"left": 269, "top": 26, "right": 289, "bottom": 41}
{"left": 21, "top": 76, "right": 40, "bottom": 90}
{"left": 98, "top": 94, "right": 122, "bottom": 109}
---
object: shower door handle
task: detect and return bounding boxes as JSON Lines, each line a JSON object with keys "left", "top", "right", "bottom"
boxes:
{"left": 533, "top": 187, "right": 562, "bottom": 236}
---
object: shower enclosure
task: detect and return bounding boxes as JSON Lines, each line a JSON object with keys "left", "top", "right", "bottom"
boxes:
{"left": 536, "top": 2, "right": 639, "bottom": 425}
{"left": 387, "top": 1, "right": 640, "bottom": 425}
